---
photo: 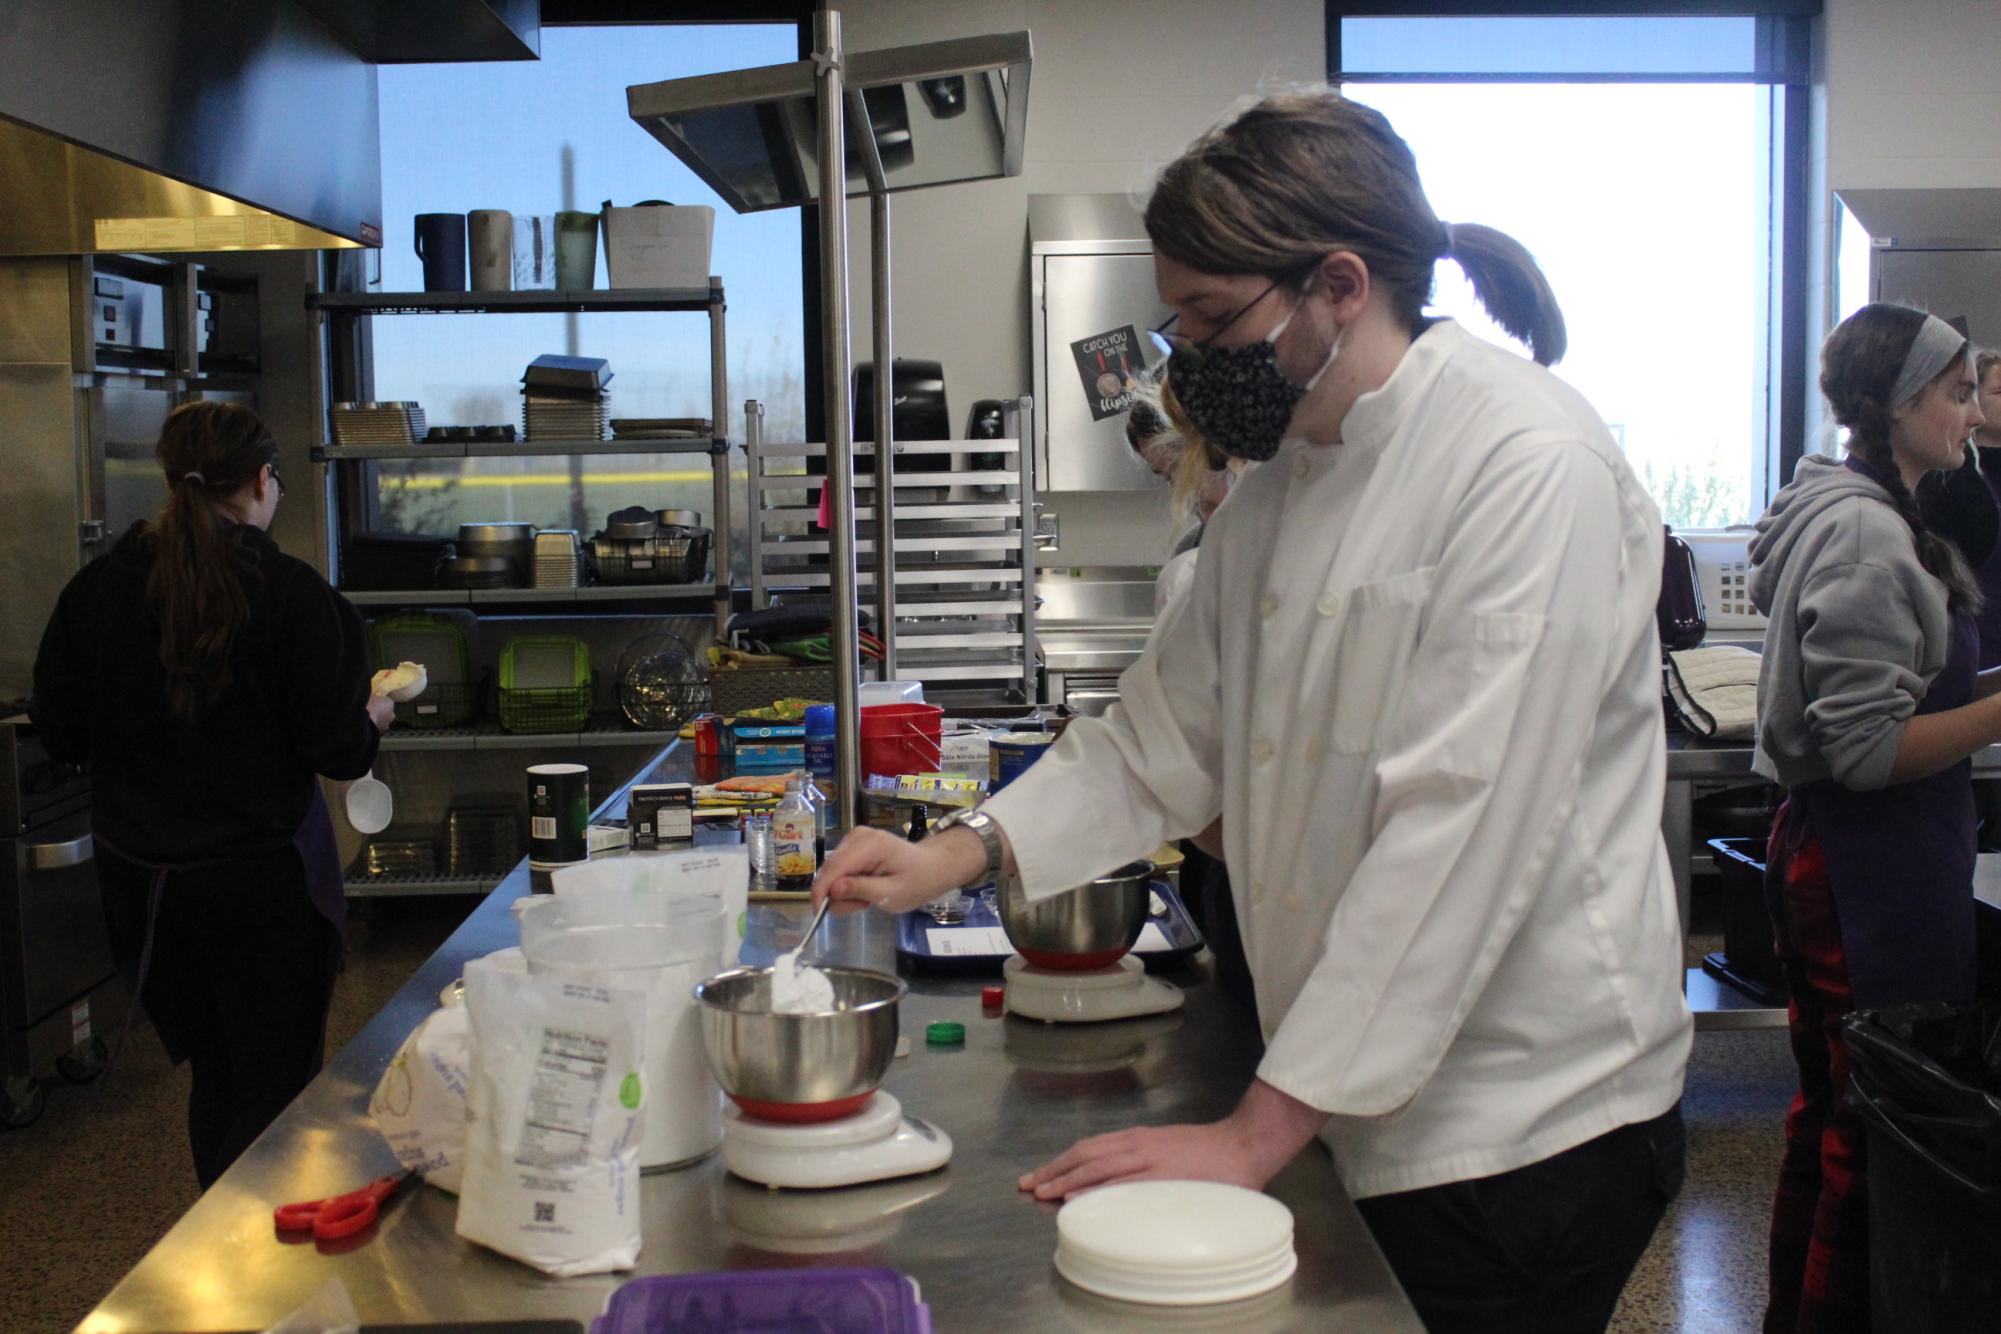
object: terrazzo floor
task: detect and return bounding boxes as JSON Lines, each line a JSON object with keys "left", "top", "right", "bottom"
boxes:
{"left": 2, "top": 906, "right": 1799, "bottom": 1334}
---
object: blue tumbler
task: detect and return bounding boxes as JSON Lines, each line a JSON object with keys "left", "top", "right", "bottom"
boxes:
{"left": 414, "top": 213, "right": 467, "bottom": 293}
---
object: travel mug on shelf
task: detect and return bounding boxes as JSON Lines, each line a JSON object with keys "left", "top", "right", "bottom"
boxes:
{"left": 413, "top": 213, "right": 466, "bottom": 292}
{"left": 468, "top": 209, "right": 514, "bottom": 292}
{"left": 555, "top": 210, "right": 598, "bottom": 291}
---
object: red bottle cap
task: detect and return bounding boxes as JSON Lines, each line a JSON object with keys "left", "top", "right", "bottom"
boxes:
{"left": 981, "top": 985, "right": 1005, "bottom": 1010}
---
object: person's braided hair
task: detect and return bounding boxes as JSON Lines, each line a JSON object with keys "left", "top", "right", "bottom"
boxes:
{"left": 1820, "top": 303, "right": 1981, "bottom": 614}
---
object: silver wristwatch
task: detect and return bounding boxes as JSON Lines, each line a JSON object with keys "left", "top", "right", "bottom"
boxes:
{"left": 931, "top": 807, "right": 1005, "bottom": 887}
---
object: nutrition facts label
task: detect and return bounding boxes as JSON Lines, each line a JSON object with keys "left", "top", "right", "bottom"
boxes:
{"left": 516, "top": 1026, "right": 606, "bottom": 1168}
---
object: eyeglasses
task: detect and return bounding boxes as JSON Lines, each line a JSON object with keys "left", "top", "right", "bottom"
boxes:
{"left": 266, "top": 462, "right": 286, "bottom": 501}
{"left": 1148, "top": 279, "right": 1286, "bottom": 359}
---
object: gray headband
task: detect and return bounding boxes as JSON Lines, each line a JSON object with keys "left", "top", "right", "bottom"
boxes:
{"left": 1889, "top": 314, "right": 1966, "bottom": 410}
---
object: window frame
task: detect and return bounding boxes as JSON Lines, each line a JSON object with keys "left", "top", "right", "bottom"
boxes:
{"left": 1327, "top": 2, "right": 1816, "bottom": 504}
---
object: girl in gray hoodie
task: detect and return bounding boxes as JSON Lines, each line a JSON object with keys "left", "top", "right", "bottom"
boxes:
{"left": 1749, "top": 302, "right": 1988, "bottom": 1333}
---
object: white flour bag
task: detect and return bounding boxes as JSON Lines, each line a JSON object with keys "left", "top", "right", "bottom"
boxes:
{"left": 456, "top": 954, "right": 646, "bottom": 1276}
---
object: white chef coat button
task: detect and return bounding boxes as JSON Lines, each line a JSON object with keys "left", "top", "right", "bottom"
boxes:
{"left": 1252, "top": 738, "right": 1274, "bottom": 764}
{"left": 1261, "top": 592, "right": 1280, "bottom": 618}
{"left": 1317, "top": 593, "right": 1340, "bottom": 617}
{"left": 1295, "top": 454, "right": 1311, "bottom": 480}
{"left": 1283, "top": 888, "right": 1303, "bottom": 912}
{"left": 1305, "top": 737, "right": 1327, "bottom": 765}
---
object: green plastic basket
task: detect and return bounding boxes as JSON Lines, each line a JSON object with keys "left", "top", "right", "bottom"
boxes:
{"left": 369, "top": 610, "right": 476, "bottom": 727}
{"left": 498, "top": 635, "right": 593, "bottom": 734}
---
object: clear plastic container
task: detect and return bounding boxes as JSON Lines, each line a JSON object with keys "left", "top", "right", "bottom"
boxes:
{"left": 517, "top": 891, "right": 725, "bottom": 1169}
{"left": 745, "top": 814, "right": 777, "bottom": 892}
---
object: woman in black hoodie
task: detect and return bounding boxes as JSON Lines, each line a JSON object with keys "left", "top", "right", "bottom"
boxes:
{"left": 31, "top": 401, "right": 390, "bottom": 1188}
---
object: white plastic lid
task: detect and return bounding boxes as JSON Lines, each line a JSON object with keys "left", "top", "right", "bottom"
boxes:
{"left": 1054, "top": 1181, "right": 1297, "bottom": 1306}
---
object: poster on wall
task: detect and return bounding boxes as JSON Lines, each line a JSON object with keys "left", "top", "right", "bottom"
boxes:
{"left": 1069, "top": 325, "right": 1145, "bottom": 422}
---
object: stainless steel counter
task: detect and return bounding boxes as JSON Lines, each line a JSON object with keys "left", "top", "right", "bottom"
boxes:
{"left": 80, "top": 744, "right": 1421, "bottom": 1333}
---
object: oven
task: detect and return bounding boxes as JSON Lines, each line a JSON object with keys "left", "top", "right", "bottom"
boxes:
{"left": 1, "top": 717, "right": 121, "bottom": 1127}
{"left": 1035, "top": 572, "right": 1155, "bottom": 716}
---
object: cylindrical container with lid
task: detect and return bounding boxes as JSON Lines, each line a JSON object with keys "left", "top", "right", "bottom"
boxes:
{"left": 526, "top": 762, "right": 589, "bottom": 868}
{"left": 803, "top": 704, "right": 836, "bottom": 785}
{"left": 990, "top": 731, "right": 1057, "bottom": 793}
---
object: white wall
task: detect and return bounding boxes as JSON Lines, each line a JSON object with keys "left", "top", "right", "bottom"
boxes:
{"left": 835, "top": 0, "right": 1325, "bottom": 566}
{"left": 1803, "top": 0, "right": 2001, "bottom": 455}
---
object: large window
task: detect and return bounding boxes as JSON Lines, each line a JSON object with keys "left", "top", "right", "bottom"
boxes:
{"left": 366, "top": 22, "right": 803, "bottom": 553}
{"left": 1334, "top": 9, "right": 1813, "bottom": 528}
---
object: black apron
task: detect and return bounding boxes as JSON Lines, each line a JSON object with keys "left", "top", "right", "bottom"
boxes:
{"left": 1795, "top": 608, "right": 1979, "bottom": 1008}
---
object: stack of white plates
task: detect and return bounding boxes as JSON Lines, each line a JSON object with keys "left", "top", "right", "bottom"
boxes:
{"left": 533, "top": 529, "right": 582, "bottom": 589}
{"left": 523, "top": 393, "right": 608, "bottom": 442}
{"left": 332, "top": 401, "right": 427, "bottom": 445}
{"left": 1053, "top": 1181, "right": 1297, "bottom": 1306}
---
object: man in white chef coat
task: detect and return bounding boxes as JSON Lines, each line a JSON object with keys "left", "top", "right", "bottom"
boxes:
{"left": 819, "top": 88, "right": 1690, "bottom": 1333}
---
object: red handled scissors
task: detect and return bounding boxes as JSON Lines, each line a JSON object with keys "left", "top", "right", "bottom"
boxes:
{"left": 274, "top": 1170, "right": 411, "bottom": 1241}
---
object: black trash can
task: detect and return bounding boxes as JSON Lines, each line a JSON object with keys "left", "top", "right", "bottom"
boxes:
{"left": 1843, "top": 1003, "right": 2001, "bottom": 1334}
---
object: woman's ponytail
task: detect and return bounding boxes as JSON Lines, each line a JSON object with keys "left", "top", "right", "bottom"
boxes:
{"left": 147, "top": 402, "right": 273, "bottom": 720}
{"left": 1443, "top": 222, "right": 1567, "bottom": 367}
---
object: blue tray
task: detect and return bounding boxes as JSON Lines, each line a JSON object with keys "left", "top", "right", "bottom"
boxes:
{"left": 895, "top": 880, "right": 1204, "bottom": 974}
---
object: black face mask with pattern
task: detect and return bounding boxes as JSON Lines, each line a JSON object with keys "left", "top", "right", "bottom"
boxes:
{"left": 1164, "top": 291, "right": 1342, "bottom": 463}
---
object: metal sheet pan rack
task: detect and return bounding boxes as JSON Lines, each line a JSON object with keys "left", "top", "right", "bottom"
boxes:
{"left": 745, "top": 396, "right": 1037, "bottom": 703}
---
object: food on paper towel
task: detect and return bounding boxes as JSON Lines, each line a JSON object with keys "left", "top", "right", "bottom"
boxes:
{"left": 715, "top": 772, "right": 798, "bottom": 796}
{"left": 371, "top": 661, "right": 429, "bottom": 701}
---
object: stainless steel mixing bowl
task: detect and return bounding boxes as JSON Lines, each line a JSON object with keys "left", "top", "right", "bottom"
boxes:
{"left": 997, "top": 860, "right": 1155, "bottom": 969}
{"left": 695, "top": 965, "right": 905, "bottom": 1120}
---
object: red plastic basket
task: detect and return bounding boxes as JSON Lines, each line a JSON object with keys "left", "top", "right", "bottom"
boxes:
{"left": 858, "top": 703, "right": 944, "bottom": 780}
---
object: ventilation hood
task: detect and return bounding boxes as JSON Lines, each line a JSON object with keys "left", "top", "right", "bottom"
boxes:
{"left": 0, "top": 0, "right": 542, "bottom": 254}
{"left": 626, "top": 31, "right": 1032, "bottom": 214}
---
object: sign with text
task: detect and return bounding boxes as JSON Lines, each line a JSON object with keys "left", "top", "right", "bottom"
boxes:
{"left": 1069, "top": 325, "right": 1146, "bottom": 422}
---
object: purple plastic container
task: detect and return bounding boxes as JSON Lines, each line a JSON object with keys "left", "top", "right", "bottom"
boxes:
{"left": 592, "top": 1267, "right": 931, "bottom": 1334}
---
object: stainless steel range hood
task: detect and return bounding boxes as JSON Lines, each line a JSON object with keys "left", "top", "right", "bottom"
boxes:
{"left": 625, "top": 31, "right": 1032, "bottom": 213}
{"left": 0, "top": 0, "right": 385, "bottom": 254}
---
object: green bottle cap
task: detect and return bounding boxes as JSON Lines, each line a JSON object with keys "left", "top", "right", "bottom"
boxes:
{"left": 925, "top": 1021, "right": 966, "bottom": 1045}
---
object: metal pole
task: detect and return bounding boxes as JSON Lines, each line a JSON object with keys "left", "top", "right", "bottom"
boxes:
{"left": 744, "top": 398, "right": 767, "bottom": 611}
{"left": 814, "top": 6, "right": 863, "bottom": 833}
{"left": 870, "top": 191, "right": 898, "bottom": 677}
{"left": 709, "top": 275, "right": 732, "bottom": 636}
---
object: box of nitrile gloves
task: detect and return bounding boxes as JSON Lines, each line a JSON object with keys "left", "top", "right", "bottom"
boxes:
{"left": 629, "top": 783, "right": 694, "bottom": 847}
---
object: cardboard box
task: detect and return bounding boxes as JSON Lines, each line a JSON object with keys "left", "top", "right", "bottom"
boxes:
{"left": 629, "top": 782, "right": 694, "bottom": 847}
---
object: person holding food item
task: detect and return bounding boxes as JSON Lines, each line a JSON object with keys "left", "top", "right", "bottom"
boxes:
{"left": 30, "top": 401, "right": 390, "bottom": 1188}
{"left": 816, "top": 88, "right": 1690, "bottom": 1330}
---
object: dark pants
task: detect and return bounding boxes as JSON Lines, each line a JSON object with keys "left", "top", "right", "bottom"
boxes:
{"left": 99, "top": 844, "right": 338, "bottom": 1189}
{"left": 1355, "top": 1105, "right": 1685, "bottom": 1333}
{"left": 1764, "top": 803, "right": 1870, "bottom": 1333}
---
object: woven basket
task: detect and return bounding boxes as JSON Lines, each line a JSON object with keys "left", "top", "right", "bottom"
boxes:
{"left": 706, "top": 663, "right": 835, "bottom": 717}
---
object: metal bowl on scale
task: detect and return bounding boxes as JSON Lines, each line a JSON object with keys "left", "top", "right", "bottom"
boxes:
{"left": 998, "top": 860, "right": 1154, "bottom": 971}
{"left": 695, "top": 966, "right": 905, "bottom": 1123}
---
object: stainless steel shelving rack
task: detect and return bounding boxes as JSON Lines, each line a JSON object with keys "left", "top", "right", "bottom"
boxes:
{"left": 306, "top": 280, "right": 733, "bottom": 630}
{"left": 305, "top": 280, "right": 734, "bottom": 897}
{"left": 745, "top": 398, "right": 1038, "bottom": 703}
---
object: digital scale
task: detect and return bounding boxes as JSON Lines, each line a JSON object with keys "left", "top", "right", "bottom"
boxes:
{"left": 721, "top": 1092, "right": 953, "bottom": 1190}
{"left": 1002, "top": 954, "right": 1186, "bottom": 1024}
